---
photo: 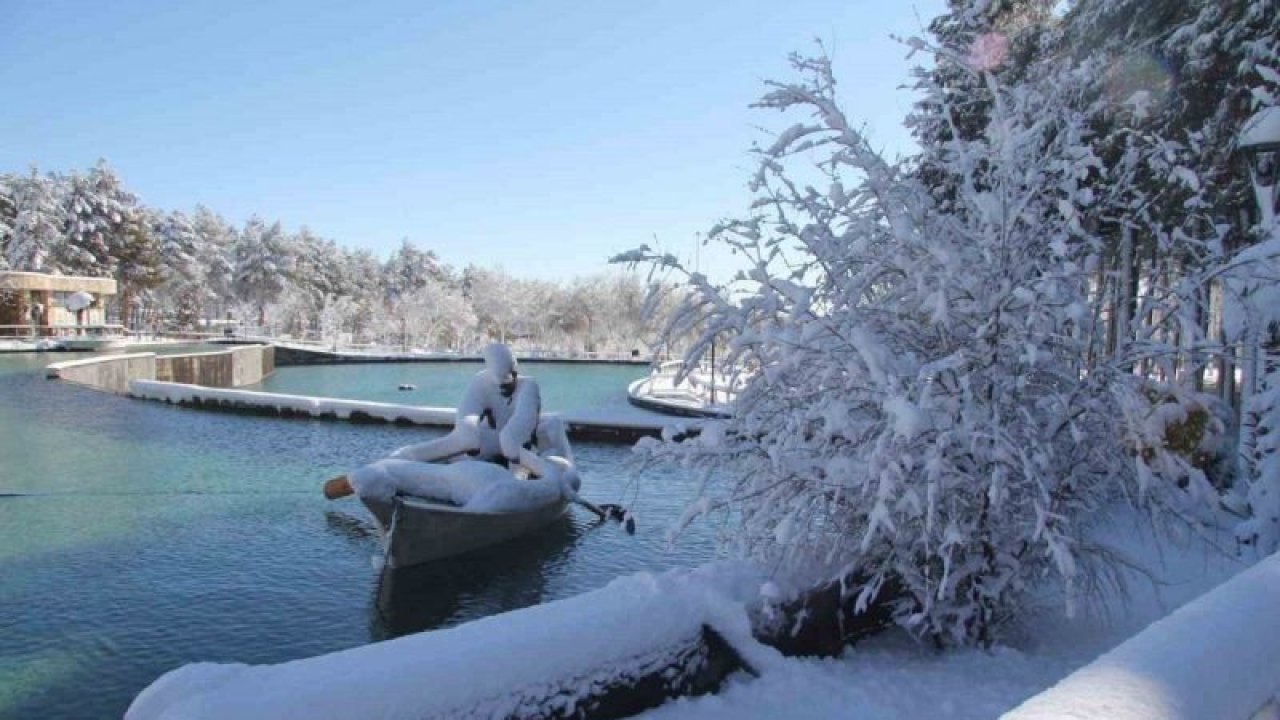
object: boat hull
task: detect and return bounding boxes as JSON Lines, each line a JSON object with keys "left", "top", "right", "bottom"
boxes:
{"left": 363, "top": 495, "right": 569, "bottom": 568}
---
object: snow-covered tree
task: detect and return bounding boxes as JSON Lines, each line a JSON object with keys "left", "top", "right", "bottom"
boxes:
{"left": 464, "top": 266, "right": 538, "bottom": 343}
{"left": 56, "top": 160, "right": 137, "bottom": 276}
{"left": 151, "top": 210, "right": 203, "bottom": 327}
{"left": 233, "top": 216, "right": 294, "bottom": 330}
{"left": 617, "top": 37, "right": 1280, "bottom": 645}
{"left": 5, "top": 167, "right": 64, "bottom": 272}
{"left": 383, "top": 238, "right": 446, "bottom": 299}
{"left": 0, "top": 174, "right": 15, "bottom": 271}
{"left": 341, "top": 248, "right": 386, "bottom": 343}
{"left": 113, "top": 210, "right": 164, "bottom": 329}
{"left": 191, "top": 205, "right": 236, "bottom": 322}
{"left": 386, "top": 278, "right": 476, "bottom": 351}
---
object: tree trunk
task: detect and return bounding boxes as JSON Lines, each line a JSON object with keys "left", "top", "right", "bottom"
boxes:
{"left": 119, "top": 286, "right": 134, "bottom": 331}
{"left": 1117, "top": 225, "right": 1136, "bottom": 372}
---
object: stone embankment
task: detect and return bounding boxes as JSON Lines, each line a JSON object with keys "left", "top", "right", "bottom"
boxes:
{"left": 45, "top": 344, "right": 275, "bottom": 392}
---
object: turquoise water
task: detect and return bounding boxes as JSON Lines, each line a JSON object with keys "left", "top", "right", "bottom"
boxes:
{"left": 0, "top": 352, "right": 711, "bottom": 720}
{"left": 250, "top": 360, "right": 647, "bottom": 412}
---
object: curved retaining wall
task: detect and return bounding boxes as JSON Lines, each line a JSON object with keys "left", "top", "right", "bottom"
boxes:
{"left": 155, "top": 345, "right": 274, "bottom": 387}
{"left": 45, "top": 352, "right": 158, "bottom": 394}
{"left": 46, "top": 345, "right": 274, "bottom": 392}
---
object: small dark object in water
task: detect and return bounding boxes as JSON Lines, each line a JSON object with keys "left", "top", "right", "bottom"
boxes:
{"left": 398, "top": 383, "right": 416, "bottom": 391}
{"left": 597, "top": 503, "right": 635, "bottom": 534}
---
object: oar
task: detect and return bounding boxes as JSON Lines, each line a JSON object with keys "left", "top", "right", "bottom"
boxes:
{"left": 571, "top": 494, "right": 634, "bottom": 534}
{"left": 323, "top": 474, "right": 353, "bottom": 500}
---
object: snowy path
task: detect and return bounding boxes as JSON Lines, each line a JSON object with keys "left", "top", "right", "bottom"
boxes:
{"left": 639, "top": 517, "right": 1248, "bottom": 720}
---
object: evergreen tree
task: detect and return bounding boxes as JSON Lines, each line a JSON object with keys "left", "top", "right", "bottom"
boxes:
{"left": 191, "top": 205, "right": 237, "bottom": 322}
{"left": 151, "top": 209, "right": 202, "bottom": 325}
{"left": 57, "top": 160, "right": 137, "bottom": 276}
{"left": 5, "top": 167, "right": 63, "bottom": 272}
{"left": 0, "top": 174, "right": 15, "bottom": 271}
{"left": 383, "top": 238, "right": 447, "bottom": 300}
{"left": 233, "top": 216, "right": 294, "bottom": 329}
{"left": 113, "top": 213, "right": 164, "bottom": 329}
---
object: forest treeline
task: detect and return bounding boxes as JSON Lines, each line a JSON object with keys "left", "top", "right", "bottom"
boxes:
{"left": 0, "top": 165, "right": 664, "bottom": 353}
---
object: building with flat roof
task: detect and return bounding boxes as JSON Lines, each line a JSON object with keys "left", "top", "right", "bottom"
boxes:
{"left": 0, "top": 271, "right": 119, "bottom": 338}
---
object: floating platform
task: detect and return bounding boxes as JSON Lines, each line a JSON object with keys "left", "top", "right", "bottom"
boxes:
{"left": 128, "top": 380, "right": 699, "bottom": 443}
{"left": 214, "top": 340, "right": 650, "bottom": 368}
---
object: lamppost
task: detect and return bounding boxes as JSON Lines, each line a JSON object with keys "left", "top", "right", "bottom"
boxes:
{"left": 1240, "top": 106, "right": 1280, "bottom": 227}
{"left": 1237, "top": 107, "right": 1280, "bottom": 477}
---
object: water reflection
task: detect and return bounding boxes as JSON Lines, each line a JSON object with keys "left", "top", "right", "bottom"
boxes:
{"left": 323, "top": 509, "right": 379, "bottom": 541}
{"left": 370, "top": 515, "right": 581, "bottom": 639}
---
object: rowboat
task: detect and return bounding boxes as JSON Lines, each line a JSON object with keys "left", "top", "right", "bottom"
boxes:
{"left": 325, "top": 456, "right": 581, "bottom": 569}
{"left": 361, "top": 493, "right": 570, "bottom": 569}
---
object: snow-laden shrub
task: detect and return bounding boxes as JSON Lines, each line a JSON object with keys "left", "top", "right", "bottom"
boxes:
{"left": 620, "top": 49, "right": 1231, "bottom": 647}
{"left": 1118, "top": 381, "right": 1236, "bottom": 491}
{"left": 1238, "top": 361, "right": 1280, "bottom": 553}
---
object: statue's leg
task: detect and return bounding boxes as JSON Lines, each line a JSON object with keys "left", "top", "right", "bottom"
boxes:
{"left": 388, "top": 417, "right": 482, "bottom": 462}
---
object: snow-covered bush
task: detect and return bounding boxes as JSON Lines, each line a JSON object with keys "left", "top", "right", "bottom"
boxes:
{"left": 619, "top": 45, "right": 1250, "bottom": 646}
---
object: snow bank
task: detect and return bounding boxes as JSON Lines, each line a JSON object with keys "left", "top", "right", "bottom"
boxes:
{"left": 129, "top": 379, "right": 457, "bottom": 425}
{"left": 126, "top": 564, "right": 777, "bottom": 720}
{"left": 128, "top": 379, "right": 674, "bottom": 439}
{"left": 1003, "top": 550, "right": 1280, "bottom": 720}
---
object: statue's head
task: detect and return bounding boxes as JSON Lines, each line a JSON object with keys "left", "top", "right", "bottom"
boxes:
{"left": 483, "top": 343, "right": 518, "bottom": 396}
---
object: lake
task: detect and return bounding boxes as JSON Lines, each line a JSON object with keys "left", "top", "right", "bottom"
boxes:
{"left": 0, "top": 350, "right": 715, "bottom": 720}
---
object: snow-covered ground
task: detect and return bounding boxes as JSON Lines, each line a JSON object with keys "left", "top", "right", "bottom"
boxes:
{"left": 639, "top": 515, "right": 1253, "bottom": 720}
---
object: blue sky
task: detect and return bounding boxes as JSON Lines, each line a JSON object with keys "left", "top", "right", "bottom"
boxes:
{"left": 1, "top": 0, "right": 945, "bottom": 281}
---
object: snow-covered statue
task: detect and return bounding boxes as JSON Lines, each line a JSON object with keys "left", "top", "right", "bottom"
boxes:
{"left": 388, "top": 342, "right": 557, "bottom": 470}
{"left": 323, "top": 343, "right": 589, "bottom": 512}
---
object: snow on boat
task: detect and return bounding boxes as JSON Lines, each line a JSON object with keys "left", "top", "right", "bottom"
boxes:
{"left": 330, "top": 458, "right": 576, "bottom": 569}
{"left": 626, "top": 360, "right": 737, "bottom": 418}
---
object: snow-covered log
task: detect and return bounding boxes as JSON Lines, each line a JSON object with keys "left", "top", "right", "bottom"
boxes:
{"left": 754, "top": 572, "right": 900, "bottom": 658}
{"left": 1002, "top": 550, "right": 1280, "bottom": 720}
{"left": 126, "top": 566, "right": 776, "bottom": 720}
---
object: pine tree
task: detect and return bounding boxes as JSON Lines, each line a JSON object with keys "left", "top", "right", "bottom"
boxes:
{"left": 5, "top": 167, "right": 64, "bottom": 272}
{"left": 113, "top": 214, "right": 164, "bottom": 329}
{"left": 0, "top": 174, "right": 16, "bottom": 271}
{"left": 57, "top": 160, "right": 137, "bottom": 276}
{"left": 233, "top": 216, "right": 294, "bottom": 330}
{"left": 191, "top": 205, "right": 236, "bottom": 322}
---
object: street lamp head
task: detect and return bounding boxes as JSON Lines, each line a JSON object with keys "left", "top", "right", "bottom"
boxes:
{"left": 1239, "top": 106, "right": 1280, "bottom": 225}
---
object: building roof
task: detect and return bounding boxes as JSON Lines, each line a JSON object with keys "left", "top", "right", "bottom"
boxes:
{"left": 0, "top": 271, "right": 117, "bottom": 295}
